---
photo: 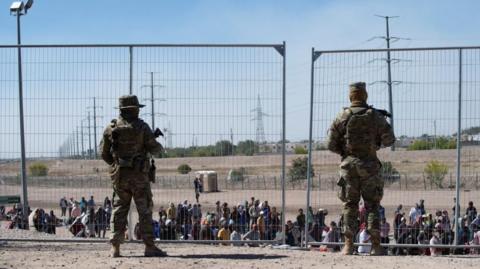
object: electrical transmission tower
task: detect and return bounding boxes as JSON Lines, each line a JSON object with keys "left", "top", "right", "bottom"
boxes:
{"left": 370, "top": 15, "right": 411, "bottom": 151}
{"left": 251, "top": 94, "right": 267, "bottom": 145}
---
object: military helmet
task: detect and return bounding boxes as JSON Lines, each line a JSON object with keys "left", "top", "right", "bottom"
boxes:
{"left": 116, "top": 95, "right": 145, "bottom": 109}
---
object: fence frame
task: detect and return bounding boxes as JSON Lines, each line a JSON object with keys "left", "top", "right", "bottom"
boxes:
{"left": 1, "top": 42, "right": 287, "bottom": 244}
{"left": 306, "top": 45, "right": 480, "bottom": 248}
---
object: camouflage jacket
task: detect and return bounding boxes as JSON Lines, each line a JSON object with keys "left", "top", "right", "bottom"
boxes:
{"left": 327, "top": 105, "right": 395, "bottom": 159}
{"left": 99, "top": 117, "right": 163, "bottom": 166}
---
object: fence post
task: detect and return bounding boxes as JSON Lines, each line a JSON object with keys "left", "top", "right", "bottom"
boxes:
{"left": 273, "top": 176, "right": 277, "bottom": 190}
{"left": 129, "top": 46, "right": 133, "bottom": 94}
{"left": 405, "top": 174, "right": 408, "bottom": 190}
{"left": 304, "top": 47, "right": 318, "bottom": 248}
{"left": 280, "top": 41, "right": 287, "bottom": 246}
{"left": 454, "top": 48, "right": 463, "bottom": 246}
{"left": 318, "top": 174, "right": 321, "bottom": 191}
{"left": 476, "top": 173, "right": 478, "bottom": 190}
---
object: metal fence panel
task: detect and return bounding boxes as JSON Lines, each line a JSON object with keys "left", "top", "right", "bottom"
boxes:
{"left": 0, "top": 44, "right": 286, "bottom": 243}
{"left": 307, "top": 46, "right": 480, "bottom": 251}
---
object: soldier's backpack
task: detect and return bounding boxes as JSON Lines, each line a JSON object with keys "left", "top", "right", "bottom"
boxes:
{"left": 110, "top": 119, "right": 144, "bottom": 166}
{"left": 344, "top": 107, "right": 377, "bottom": 157}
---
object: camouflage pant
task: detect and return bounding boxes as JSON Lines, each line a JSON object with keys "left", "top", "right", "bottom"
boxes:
{"left": 110, "top": 167, "right": 154, "bottom": 245}
{"left": 338, "top": 157, "right": 384, "bottom": 237}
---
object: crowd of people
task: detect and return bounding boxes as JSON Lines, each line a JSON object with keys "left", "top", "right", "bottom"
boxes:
{"left": 1, "top": 204, "right": 29, "bottom": 230}
{"left": 391, "top": 199, "right": 479, "bottom": 255}
{"left": 2, "top": 194, "right": 479, "bottom": 255}
{"left": 1, "top": 195, "right": 112, "bottom": 239}
{"left": 140, "top": 197, "right": 283, "bottom": 244}
{"left": 65, "top": 196, "right": 112, "bottom": 238}
{"left": 130, "top": 197, "right": 343, "bottom": 249}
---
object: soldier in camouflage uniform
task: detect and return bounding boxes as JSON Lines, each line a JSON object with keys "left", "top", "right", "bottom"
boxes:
{"left": 100, "top": 95, "right": 166, "bottom": 257}
{"left": 327, "top": 82, "right": 395, "bottom": 255}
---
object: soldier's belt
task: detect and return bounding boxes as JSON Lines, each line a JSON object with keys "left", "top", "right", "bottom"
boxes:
{"left": 117, "top": 158, "right": 134, "bottom": 167}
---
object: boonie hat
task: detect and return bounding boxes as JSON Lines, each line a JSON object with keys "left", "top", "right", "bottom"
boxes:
{"left": 117, "top": 95, "right": 145, "bottom": 109}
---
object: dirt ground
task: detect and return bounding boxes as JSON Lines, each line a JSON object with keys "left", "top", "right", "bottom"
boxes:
{"left": 1, "top": 240, "right": 479, "bottom": 269}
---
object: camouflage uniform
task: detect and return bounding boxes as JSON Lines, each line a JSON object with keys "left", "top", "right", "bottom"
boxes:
{"left": 327, "top": 82, "right": 395, "bottom": 254}
{"left": 100, "top": 95, "right": 164, "bottom": 256}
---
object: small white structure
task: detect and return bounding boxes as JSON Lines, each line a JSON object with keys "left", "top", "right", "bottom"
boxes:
{"left": 195, "top": 171, "right": 218, "bottom": 192}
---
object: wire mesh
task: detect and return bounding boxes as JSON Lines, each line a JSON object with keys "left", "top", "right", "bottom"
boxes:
{"left": 308, "top": 47, "right": 480, "bottom": 254}
{"left": 0, "top": 44, "right": 286, "bottom": 243}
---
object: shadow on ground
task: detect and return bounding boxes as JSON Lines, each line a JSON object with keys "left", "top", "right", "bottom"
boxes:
{"left": 176, "top": 254, "right": 288, "bottom": 260}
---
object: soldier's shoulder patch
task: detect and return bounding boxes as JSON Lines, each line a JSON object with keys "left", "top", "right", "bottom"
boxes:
{"left": 109, "top": 119, "right": 117, "bottom": 128}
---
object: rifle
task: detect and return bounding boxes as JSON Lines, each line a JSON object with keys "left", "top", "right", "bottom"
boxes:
{"left": 375, "top": 108, "right": 392, "bottom": 118}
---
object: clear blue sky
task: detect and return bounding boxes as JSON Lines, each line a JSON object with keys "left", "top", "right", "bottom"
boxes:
{"left": 1, "top": 0, "right": 479, "bottom": 157}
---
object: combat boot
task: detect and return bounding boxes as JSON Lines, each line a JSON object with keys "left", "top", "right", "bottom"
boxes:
{"left": 144, "top": 243, "right": 167, "bottom": 257}
{"left": 110, "top": 243, "right": 120, "bottom": 258}
{"left": 370, "top": 231, "right": 384, "bottom": 256}
{"left": 342, "top": 232, "right": 354, "bottom": 255}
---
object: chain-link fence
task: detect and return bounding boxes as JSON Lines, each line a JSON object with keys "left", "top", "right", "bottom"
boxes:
{"left": 0, "top": 44, "right": 287, "bottom": 243}
{"left": 306, "top": 46, "right": 480, "bottom": 253}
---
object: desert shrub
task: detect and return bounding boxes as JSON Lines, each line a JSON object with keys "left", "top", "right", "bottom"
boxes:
{"left": 215, "top": 140, "right": 234, "bottom": 156}
{"left": 236, "top": 140, "right": 257, "bottom": 156}
{"left": 294, "top": 146, "right": 308, "bottom": 155}
{"left": 424, "top": 160, "right": 448, "bottom": 188}
{"left": 408, "top": 137, "right": 456, "bottom": 150}
{"left": 29, "top": 162, "right": 49, "bottom": 177}
{"left": 436, "top": 137, "right": 457, "bottom": 149}
{"left": 288, "top": 156, "right": 314, "bottom": 181}
{"left": 177, "top": 164, "right": 192, "bottom": 174}
{"left": 408, "top": 140, "right": 431, "bottom": 150}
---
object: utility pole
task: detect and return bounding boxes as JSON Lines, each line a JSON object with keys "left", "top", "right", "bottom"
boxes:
{"left": 80, "top": 120, "right": 85, "bottom": 158}
{"left": 377, "top": 15, "right": 398, "bottom": 151}
{"left": 76, "top": 126, "right": 80, "bottom": 158}
{"left": 71, "top": 134, "right": 76, "bottom": 157}
{"left": 87, "top": 111, "right": 92, "bottom": 159}
{"left": 87, "top": 97, "right": 102, "bottom": 159}
{"left": 372, "top": 15, "right": 410, "bottom": 151}
{"left": 150, "top": 72, "right": 155, "bottom": 129}
{"left": 385, "top": 16, "right": 395, "bottom": 151}
{"left": 230, "top": 128, "right": 234, "bottom": 155}
{"left": 93, "top": 97, "right": 97, "bottom": 158}
{"left": 434, "top": 120, "right": 437, "bottom": 149}
{"left": 141, "top": 72, "right": 166, "bottom": 130}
